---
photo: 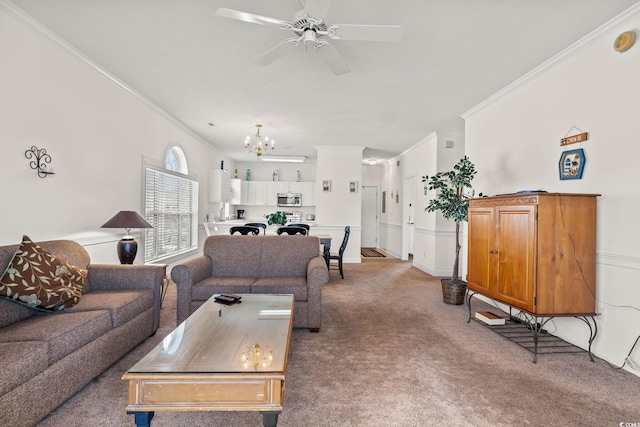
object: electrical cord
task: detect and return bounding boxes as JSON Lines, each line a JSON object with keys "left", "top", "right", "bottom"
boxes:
{"left": 604, "top": 335, "right": 640, "bottom": 370}
{"left": 559, "top": 195, "right": 640, "bottom": 314}
{"left": 559, "top": 195, "right": 640, "bottom": 371}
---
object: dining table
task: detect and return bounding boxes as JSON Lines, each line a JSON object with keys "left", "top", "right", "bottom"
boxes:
{"left": 312, "top": 234, "right": 332, "bottom": 268}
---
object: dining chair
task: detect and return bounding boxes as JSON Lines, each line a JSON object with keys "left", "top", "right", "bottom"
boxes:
{"left": 277, "top": 226, "right": 307, "bottom": 235}
{"left": 286, "top": 223, "right": 310, "bottom": 231}
{"left": 230, "top": 226, "right": 261, "bottom": 235}
{"left": 329, "top": 226, "right": 350, "bottom": 279}
{"left": 245, "top": 223, "right": 267, "bottom": 234}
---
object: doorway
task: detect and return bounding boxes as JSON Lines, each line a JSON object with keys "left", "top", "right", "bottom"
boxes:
{"left": 361, "top": 186, "right": 378, "bottom": 248}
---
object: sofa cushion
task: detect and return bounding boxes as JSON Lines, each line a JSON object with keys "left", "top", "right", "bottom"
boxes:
{"left": 0, "top": 236, "right": 86, "bottom": 311}
{"left": 0, "top": 310, "right": 111, "bottom": 364}
{"left": 258, "top": 236, "right": 320, "bottom": 278}
{"left": 252, "top": 277, "right": 308, "bottom": 301}
{"left": 68, "top": 289, "right": 153, "bottom": 328}
{"left": 205, "top": 235, "right": 263, "bottom": 277}
{"left": 191, "top": 277, "right": 254, "bottom": 301}
{"left": 0, "top": 341, "right": 48, "bottom": 395}
{"left": 0, "top": 298, "right": 36, "bottom": 329}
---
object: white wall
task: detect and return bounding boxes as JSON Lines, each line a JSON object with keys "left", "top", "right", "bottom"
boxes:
{"left": 378, "top": 132, "right": 466, "bottom": 275}
{"left": 463, "top": 7, "right": 640, "bottom": 373}
{"left": 315, "top": 146, "right": 363, "bottom": 263}
{"left": 0, "top": 7, "right": 231, "bottom": 265}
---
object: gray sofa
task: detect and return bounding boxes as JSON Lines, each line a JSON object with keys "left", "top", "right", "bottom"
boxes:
{"left": 0, "top": 239, "right": 164, "bottom": 427}
{"left": 171, "top": 235, "right": 329, "bottom": 331}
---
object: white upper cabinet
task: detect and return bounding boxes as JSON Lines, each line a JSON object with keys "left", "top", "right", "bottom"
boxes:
{"left": 236, "top": 181, "right": 315, "bottom": 206}
{"left": 230, "top": 179, "right": 241, "bottom": 204}
{"left": 299, "top": 181, "right": 315, "bottom": 206}
{"left": 208, "top": 169, "right": 231, "bottom": 203}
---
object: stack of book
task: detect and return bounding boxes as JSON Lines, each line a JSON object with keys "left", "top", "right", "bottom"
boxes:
{"left": 475, "top": 311, "right": 506, "bottom": 325}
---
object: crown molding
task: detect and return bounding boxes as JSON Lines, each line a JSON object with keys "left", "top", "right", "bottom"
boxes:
{"left": 462, "top": 2, "right": 640, "bottom": 120}
{"left": 0, "top": 0, "right": 213, "bottom": 149}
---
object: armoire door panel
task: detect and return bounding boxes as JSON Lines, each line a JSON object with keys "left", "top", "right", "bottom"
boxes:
{"left": 494, "top": 206, "right": 536, "bottom": 312}
{"left": 467, "top": 208, "right": 493, "bottom": 294}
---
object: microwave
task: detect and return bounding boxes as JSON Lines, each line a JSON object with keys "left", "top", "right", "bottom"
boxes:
{"left": 277, "top": 193, "right": 302, "bottom": 207}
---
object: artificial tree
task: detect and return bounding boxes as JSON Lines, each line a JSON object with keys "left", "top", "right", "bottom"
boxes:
{"left": 422, "top": 156, "right": 477, "bottom": 303}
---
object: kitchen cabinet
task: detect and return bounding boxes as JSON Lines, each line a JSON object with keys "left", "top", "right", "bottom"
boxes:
{"left": 208, "top": 169, "right": 230, "bottom": 203}
{"left": 241, "top": 181, "right": 261, "bottom": 205}
{"left": 230, "top": 179, "right": 241, "bottom": 205}
{"left": 263, "top": 182, "right": 277, "bottom": 205}
{"left": 467, "top": 192, "right": 598, "bottom": 316}
{"left": 299, "top": 181, "right": 315, "bottom": 206}
{"left": 237, "top": 181, "right": 316, "bottom": 206}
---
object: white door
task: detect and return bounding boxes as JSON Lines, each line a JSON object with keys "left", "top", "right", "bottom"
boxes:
{"left": 361, "top": 186, "right": 378, "bottom": 247}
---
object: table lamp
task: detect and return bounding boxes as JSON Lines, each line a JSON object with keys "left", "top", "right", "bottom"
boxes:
{"left": 101, "top": 211, "right": 153, "bottom": 264}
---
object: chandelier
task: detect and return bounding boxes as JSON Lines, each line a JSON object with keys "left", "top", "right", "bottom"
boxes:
{"left": 244, "top": 124, "right": 275, "bottom": 157}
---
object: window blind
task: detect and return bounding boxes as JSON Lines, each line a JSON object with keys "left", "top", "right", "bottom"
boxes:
{"left": 144, "top": 166, "right": 199, "bottom": 263}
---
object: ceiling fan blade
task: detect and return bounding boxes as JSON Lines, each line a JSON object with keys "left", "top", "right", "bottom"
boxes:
{"left": 255, "top": 40, "right": 296, "bottom": 66}
{"left": 301, "top": 0, "right": 331, "bottom": 19}
{"left": 216, "top": 8, "right": 288, "bottom": 28}
{"left": 316, "top": 44, "right": 350, "bottom": 76}
{"left": 332, "top": 24, "right": 403, "bottom": 42}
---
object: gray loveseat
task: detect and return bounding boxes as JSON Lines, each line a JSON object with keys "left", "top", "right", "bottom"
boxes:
{"left": 0, "top": 239, "right": 164, "bottom": 427}
{"left": 171, "top": 235, "right": 329, "bottom": 331}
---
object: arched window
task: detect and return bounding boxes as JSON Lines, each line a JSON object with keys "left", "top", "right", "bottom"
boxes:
{"left": 164, "top": 145, "right": 188, "bottom": 174}
{"left": 144, "top": 145, "right": 198, "bottom": 263}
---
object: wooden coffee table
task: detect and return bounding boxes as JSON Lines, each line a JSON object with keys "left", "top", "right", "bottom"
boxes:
{"left": 122, "top": 294, "right": 294, "bottom": 427}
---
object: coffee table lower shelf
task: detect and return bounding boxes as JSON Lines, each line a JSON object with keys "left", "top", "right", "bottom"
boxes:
{"left": 123, "top": 372, "right": 285, "bottom": 427}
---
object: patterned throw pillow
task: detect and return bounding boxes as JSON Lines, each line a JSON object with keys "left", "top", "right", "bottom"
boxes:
{"left": 0, "top": 235, "right": 87, "bottom": 311}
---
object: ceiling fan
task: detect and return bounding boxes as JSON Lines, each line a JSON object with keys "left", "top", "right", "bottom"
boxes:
{"left": 216, "top": 0, "right": 403, "bottom": 76}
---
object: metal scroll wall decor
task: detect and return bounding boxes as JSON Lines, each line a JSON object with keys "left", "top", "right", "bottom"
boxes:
{"left": 25, "top": 146, "right": 55, "bottom": 178}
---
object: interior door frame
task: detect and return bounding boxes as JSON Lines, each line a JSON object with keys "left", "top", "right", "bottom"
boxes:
{"left": 361, "top": 185, "right": 379, "bottom": 248}
{"left": 401, "top": 172, "right": 416, "bottom": 261}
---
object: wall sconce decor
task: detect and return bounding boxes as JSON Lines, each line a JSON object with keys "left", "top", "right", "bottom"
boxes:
{"left": 349, "top": 181, "right": 358, "bottom": 193}
{"left": 25, "top": 146, "right": 55, "bottom": 178}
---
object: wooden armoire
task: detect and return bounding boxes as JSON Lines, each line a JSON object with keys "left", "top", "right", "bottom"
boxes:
{"left": 466, "top": 192, "right": 599, "bottom": 316}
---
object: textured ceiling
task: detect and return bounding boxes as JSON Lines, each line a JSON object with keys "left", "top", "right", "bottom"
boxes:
{"left": 6, "top": 0, "right": 639, "bottom": 163}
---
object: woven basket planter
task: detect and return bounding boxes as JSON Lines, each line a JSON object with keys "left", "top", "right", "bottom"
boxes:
{"left": 441, "top": 279, "right": 467, "bottom": 305}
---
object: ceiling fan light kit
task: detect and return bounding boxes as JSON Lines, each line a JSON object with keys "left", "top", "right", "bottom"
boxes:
{"left": 216, "top": 0, "right": 403, "bottom": 76}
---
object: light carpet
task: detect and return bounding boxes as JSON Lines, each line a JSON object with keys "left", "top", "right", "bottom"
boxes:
{"left": 36, "top": 258, "right": 640, "bottom": 427}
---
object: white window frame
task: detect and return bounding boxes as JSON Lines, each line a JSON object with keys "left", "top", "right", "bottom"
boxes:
{"left": 143, "top": 158, "right": 199, "bottom": 264}
{"left": 164, "top": 145, "right": 188, "bottom": 174}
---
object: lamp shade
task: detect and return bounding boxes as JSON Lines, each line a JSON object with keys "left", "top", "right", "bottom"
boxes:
{"left": 101, "top": 211, "right": 152, "bottom": 232}
{"left": 101, "top": 211, "right": 152, "bottom": 264}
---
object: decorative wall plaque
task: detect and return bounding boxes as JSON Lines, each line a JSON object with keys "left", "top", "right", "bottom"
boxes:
{"left": 559, "top": 148, "right": 586, "bottom": 180}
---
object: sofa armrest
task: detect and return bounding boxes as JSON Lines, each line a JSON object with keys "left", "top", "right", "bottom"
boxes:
{"left": 171, "top": 255, "right": 213, "bottom": 325}
{"left": 86, "top": 264, "right": 165, "bottom": 331}
{"left": 306, "top": 256, "right": 329, "bottom": 330}
{"left": 307, "top": 256, "right": 329, "bottom": 298}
